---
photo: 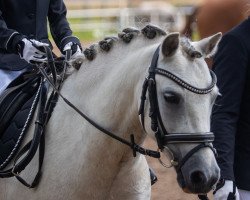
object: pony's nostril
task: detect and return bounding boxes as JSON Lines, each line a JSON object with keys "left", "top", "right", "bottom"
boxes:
{"left": 190, "top": 171, "right": 206, "bottom": 185}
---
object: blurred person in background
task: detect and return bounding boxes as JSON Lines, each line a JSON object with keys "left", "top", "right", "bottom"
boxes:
{"left": 211, "top": 17, "right": 250, "bottom": 200}
{"left": 0, "top": 0, "right": 82, "bottom": 93}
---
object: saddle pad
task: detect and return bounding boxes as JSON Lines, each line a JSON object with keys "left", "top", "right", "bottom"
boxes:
{"left": 0, "top": 76, "right": 40, "bottom": 170}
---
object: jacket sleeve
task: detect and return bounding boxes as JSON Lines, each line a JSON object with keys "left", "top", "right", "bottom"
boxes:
{"left": 211, "top": 33, "right": 248, "bottom": 181}
{"left": 48, "top": 0, "right": 81, "bottom": 52}
{"left": 0, "top": 9, "right": 24, "bottom": 53}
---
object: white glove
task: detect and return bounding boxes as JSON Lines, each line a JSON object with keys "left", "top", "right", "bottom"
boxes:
{"left": 214, "top": 180, "right": 240, "bottom": 200}
{"left": 63, "top": 42, "right": 82, "bottom": 59}
{"left": 19, "top": 38, "right": 49, "bottom": 64}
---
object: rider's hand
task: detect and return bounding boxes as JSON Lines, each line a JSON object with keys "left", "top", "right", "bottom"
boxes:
{"left": 18, "top": 38, "right": 49, "bottom": 64}
{"left": 213, "top": 179, "right": 240, "bottom": 200}
{"left": 63, "top": 42, "right": 82, "bottom": 59}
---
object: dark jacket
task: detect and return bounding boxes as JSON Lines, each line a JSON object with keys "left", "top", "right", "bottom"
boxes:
{"left": 0, "top": 0, "right": 80, "bottom": 70}
{"left": 211, "top": 18, "right": 250, "bottom": 190}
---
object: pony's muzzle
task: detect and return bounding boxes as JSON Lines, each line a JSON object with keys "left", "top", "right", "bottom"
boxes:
{"left": 176, "top": 148, "right": 220, "bottom": 194}
{"left": 178, "top": 168, "right": 219, "bottom": 194}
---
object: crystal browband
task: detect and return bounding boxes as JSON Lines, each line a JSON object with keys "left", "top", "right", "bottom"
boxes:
{"left": 155, "top": 68, "right": 217, "bottom": 94}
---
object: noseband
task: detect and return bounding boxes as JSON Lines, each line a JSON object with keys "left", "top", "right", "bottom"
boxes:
{"left": 139, "top": 46, "right": 217, "bottom": 171}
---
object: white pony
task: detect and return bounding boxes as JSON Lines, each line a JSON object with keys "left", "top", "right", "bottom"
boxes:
{"left": 0, "top": 25, "right": 222, "bottom": 200}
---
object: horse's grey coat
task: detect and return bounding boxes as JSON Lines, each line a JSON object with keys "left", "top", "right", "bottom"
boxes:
{"left": 0, "top": 25, "right": 222, "bottom": 200}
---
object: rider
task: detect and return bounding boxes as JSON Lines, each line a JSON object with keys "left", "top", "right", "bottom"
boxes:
{"left": 212, "top": 17, "right": 250, "bottom": 199}
{"left": 0, "top": 0, "right": 82, "bottom": 93}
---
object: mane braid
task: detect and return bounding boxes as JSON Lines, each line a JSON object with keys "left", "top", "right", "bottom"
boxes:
{"left": 83, "top": 44, "right": 97, "bottom": 61}
{"left": 141, "top": 25, "right": 167, "bottom": 39}
{"left": 83, "top": 25, "right": 168, "bottom": 62}
{"left": 99, "top": 37, "right": 118, "bottom": 52}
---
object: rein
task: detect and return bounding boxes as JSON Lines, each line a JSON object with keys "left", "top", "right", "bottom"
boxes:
{"left": 0, "top": 45, "right": 217, "bottom": 199}
{"left": 38, "top": 47, "right": 161, "bottom": 159}
{"left": 0, "top": 47, "right": 62, "bottom": 187}
{"left": 0, "top": 47, "right": 160, "bottom": 189}
{"left": 0, "top": 76, "right": 47, "bottom": 187}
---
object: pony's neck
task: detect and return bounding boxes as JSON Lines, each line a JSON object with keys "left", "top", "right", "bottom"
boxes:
{"left": 60, "top": 37, "right": 162, "bottom": 142}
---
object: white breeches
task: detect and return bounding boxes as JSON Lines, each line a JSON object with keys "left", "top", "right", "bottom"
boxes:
{"left": 0, "top": 68, "right": 25, "bottom": 94}
{"left": 239, "top": 189, "right": 250, "bottom": 200}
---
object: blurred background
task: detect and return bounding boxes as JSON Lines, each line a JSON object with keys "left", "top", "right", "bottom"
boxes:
{"left": 64, "top": 0, "right": 249, "bottom": 44}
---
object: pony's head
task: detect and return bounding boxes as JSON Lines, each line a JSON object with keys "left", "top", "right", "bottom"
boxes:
{"left": 69, "top": 25, "right": 222, "bottom": 194}
{"left": 141, "top": 30, "right": 222, "bottom": 194}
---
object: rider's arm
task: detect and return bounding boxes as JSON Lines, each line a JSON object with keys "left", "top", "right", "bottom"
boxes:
{"left": 0, "top": 9, "right": 25, "bottom": 53}
{"left": 48, "top": 0, "right": 81, "bottom": 53}
{"left": 211, "top": 33, "right": 248, "bottom": 181}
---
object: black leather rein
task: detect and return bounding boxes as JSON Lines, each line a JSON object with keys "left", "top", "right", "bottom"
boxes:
{"left": 0, "top": 47, "right": 160, "bottom": 189}
{"left": 38, "top": 47, "right": 161, "bottom": 159}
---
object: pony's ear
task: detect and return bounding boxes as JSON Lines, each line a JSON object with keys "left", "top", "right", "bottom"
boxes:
{"left": 195, "top": 32, "right": 222, "bottom": 58}
{"left": 161, "top": 32, "right": 180, "bottom": 57}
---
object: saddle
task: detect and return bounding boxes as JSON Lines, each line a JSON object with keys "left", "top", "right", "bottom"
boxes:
{"left": 0, "top": 47, "right": 67, "bottom": 187}
{"left": 0, "top": 53, "right": 65, "bottom": 171}
{"left": 0, "top": 45, "right": 69, "bottom": 190}
{"left": 0, "top": 72, "right": 41, "bottom": 170}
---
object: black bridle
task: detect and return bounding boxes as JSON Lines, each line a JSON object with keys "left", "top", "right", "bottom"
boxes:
{"left": 139, "top": 46, "right": 217, "bottom": 171}
{"left": 139, "top": 46, "right": 216, "bottom": 200}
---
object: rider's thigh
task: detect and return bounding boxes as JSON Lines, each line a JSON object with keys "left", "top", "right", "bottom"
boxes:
{"left": 238, "top": 189, "right": 250, "bottom": 200}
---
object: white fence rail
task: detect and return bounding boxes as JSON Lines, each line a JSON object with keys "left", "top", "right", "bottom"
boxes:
{"left": 67, "top": 7, "right": 186, "bottom": 34}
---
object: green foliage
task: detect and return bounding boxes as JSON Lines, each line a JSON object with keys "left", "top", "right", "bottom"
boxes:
{"left": 73, "top": 31, "right": 96, "bottom": 41}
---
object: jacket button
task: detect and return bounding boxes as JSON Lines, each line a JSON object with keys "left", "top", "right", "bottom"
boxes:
{"left": 28, "top": 13, "right": 35, "bottom": 19}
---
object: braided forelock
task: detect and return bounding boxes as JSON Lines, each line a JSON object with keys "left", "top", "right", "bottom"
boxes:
{"left": 180, "top": 37, "right": 202, "bottom": 59}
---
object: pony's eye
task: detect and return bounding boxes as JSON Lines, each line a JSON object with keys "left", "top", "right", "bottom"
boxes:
{"left": 164, "top": 92, "right": 180, "bottom": 104}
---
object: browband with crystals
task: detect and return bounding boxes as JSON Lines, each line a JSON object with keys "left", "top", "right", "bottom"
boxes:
{"left": 154, "top": 68, "right": 217, "bottom": 94}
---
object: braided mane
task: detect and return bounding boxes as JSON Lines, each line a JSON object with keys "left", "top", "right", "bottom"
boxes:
{"left": 71, "top": 25, "right": 202, "bottom": 69}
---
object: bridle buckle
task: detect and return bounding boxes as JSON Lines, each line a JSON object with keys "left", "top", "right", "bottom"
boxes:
{"left": 157, "top": 147, "right": 178, "bottom": 168}
{"left": 11, "top": 165, "right": 19, "bottom": 177}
